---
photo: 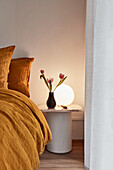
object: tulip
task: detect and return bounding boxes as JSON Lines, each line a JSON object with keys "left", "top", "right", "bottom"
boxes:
{"left": 47, "top": 78, "right": 54, "bottom": 83}
{"left": 40, "top": 70, "right": 44, "bottom": 74}
{"left": 59, "top": 73, "right": 64, "bottom": 79}
{"left": 40, "top": 69, "right": 67, "bottom": 92}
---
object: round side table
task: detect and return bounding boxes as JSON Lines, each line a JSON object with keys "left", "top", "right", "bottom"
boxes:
{"left": 46, "top": 110, "right": 72, "bottom": 153}
{"left": 38, "top": 105, "right": 72, "bottom": 153}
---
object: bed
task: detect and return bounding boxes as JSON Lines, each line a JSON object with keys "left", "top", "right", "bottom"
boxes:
{"left": 0, "top": 88, "right": 52, "bottom": 169}
{"left": 0, "top": 45, "right": 52, "bottom": 169}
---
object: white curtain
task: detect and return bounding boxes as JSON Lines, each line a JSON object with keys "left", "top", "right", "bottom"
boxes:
{"left": 85, "top": 0, "right": 113, "bottom": 170}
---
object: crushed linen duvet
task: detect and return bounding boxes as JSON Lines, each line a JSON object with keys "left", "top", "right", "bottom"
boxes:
{"left": 0, "top": 89, "right": 52, "bottom": 170}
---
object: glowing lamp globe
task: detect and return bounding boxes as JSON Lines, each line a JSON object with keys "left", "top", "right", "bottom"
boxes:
{"left": 54, "top": 84, "right": 74, "bottom": 106}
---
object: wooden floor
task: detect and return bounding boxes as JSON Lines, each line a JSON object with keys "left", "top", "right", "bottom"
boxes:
{"left": 39, "top": 140, "right": 84, "bottom": 170}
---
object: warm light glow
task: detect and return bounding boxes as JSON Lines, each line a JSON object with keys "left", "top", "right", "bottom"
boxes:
{"left": 54, "top": 84, "right": 74, "bottom": 106}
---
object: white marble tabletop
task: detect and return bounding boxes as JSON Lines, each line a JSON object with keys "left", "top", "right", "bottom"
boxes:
{"left": 37, "top": 104, "right": 83, "bottom": 113}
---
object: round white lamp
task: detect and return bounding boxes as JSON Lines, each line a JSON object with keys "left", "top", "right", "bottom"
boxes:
{"left": 54, "top": 84, "right": 74, "bottom": 106}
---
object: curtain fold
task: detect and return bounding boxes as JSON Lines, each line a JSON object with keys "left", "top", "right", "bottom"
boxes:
{"left": 85, "top": 0, "right": 113, "bottom": 170}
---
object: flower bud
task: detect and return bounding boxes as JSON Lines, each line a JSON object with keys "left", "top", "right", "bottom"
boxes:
{"left": 47, "top": 78, "right": 54, "bottom": 83}
{"left": 59, "top": 73, "right": 64, "bottom": 79}
{"left": 40, "top": 70, "right": 44, "bottom": 74}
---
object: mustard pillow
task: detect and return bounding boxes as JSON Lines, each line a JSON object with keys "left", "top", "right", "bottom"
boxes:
{"left": 8, "top": 57, "right": 34, "bottom": 97}
{"left": 0, "top": 45, "right": 15, "bottom": 88}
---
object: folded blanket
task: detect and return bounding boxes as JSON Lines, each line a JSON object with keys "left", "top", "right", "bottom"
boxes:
{"left": 0, "top": 89, "right": 52, "bottom": 170}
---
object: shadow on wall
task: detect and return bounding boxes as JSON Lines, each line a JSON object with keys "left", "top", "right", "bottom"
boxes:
{"left": 12, "top": 47, "right": 29, "bottom": 59}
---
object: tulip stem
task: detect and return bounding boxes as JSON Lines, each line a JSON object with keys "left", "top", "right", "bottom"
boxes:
{"left": 53, "top": 76, "right": 67, "bottom": 92}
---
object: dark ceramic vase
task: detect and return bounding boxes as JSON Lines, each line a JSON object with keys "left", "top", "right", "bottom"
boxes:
{"left": 46, "top": 92, "right": 56, "bottom": 109}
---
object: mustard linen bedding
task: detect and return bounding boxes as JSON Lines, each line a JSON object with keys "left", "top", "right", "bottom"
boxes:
{"left": 0, "top": 89, "right": 52, "bottom": 170}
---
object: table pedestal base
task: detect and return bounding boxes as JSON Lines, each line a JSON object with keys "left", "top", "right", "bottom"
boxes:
{"left": 46, "top": 111, "right": 72, "bottom": 153}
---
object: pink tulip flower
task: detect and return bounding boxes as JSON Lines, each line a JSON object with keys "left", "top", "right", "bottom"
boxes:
{"left": 40, "top": 70, "right": 67, "bottom": 92}
{"left": 47, "top": 78, "right": 54, "bottom": 83}
{"left": 40, "top": 70, "right": 44, "bottom": 74}
{"left": 59, "top": 73, "right": 64, "bottom": 79}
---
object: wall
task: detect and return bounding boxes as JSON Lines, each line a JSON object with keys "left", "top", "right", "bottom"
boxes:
{"left": 0, "top": 0, "right": 86, "bottom": 108}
